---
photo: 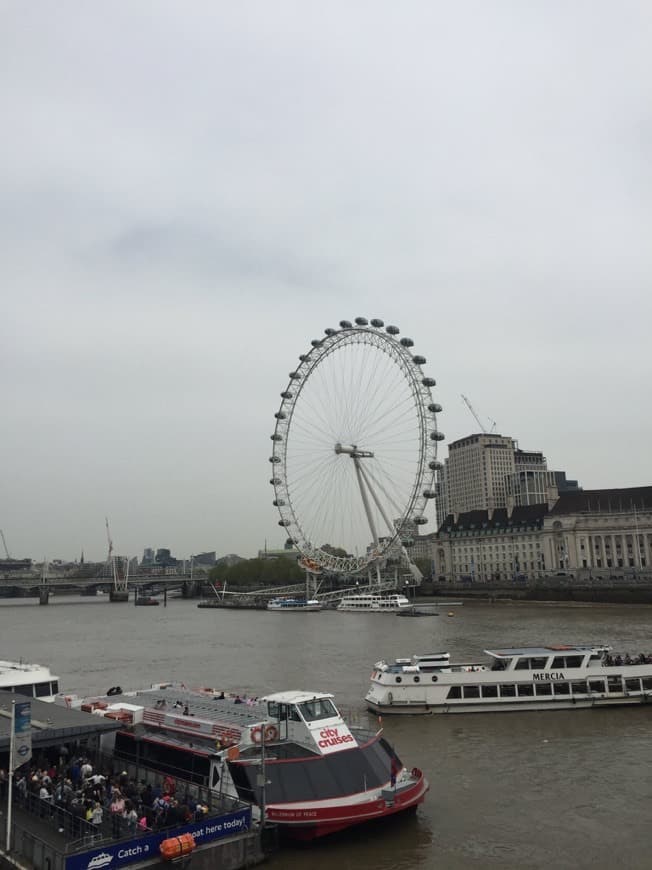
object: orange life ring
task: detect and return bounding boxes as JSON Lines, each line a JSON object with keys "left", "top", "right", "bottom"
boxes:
{"left": 264, "top": 724, "right": 279, "bottom": 742}
{"left": 250, "top": 726, "right": 263, "bottom": 744}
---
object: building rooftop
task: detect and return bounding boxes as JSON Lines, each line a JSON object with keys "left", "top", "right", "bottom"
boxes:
{"left": 549, "top": 486, "right": 652, "bottom": 515}
{"left": 0, "top": 691, "right": 122, "bottom": 752}
{"left": 440, "top": 503, "right": 548, "bottom": 533}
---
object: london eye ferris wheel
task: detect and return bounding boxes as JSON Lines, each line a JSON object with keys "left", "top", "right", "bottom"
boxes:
{"left": 269, "top": 318, "right": 444, "bottom": 576}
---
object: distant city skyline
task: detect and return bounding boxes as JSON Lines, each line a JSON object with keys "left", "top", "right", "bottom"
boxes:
{"left": 3, "top": 3, "right": 650, "bottom": 563}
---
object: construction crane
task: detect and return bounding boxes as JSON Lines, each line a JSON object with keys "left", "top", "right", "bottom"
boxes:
{"left": 461, "top": 395, "right": 497, "bottom": 434}
{"left": 105, "top": 517, "right": 114, "bottom": 561}
{"left": 0, "top": 529, "right": 10, "bottom": 559}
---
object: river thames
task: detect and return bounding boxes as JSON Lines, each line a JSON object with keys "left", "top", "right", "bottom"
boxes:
{"left": 2, "top": 596, "right": 652, "bottom": 869}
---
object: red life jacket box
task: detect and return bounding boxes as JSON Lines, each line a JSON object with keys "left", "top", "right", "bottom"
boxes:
{"left": 81, "top": 701, "right": 108, "bottom": 713}
{"left": 104, "top": 710, "right": 133, "bottom": 723}
{"left": 160, "top": 833, "right": 196, "bottom": 860}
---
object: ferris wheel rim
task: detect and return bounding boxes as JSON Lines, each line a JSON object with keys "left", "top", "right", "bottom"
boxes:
{"left": 269, "top": 320, "right": 443, "bottom": 574}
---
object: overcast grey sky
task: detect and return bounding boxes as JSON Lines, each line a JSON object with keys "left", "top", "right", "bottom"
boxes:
{"left": 2, "top": 2, "right": 651, "bottom": 563}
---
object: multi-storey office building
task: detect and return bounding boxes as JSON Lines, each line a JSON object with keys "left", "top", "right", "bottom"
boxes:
{"left": 435, "top": 433, "right": 580, "bottom": 525}
{"left": 436, "top": 433, "right": 516, "bottom": 525}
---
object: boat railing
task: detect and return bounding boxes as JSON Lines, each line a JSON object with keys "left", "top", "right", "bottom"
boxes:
{"left": 340, "top": 707, "right": 376, "bottom": 731}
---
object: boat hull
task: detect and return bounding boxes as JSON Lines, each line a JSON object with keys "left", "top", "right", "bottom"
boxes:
{"left": 265, "top": 770, "right": 429, "bottom": 839}
{"left": 367, "top": 694, "right": 652, "bottom": 715}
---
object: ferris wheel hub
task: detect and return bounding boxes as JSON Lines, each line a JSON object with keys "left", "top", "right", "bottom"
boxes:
{"left": 334, "top": 443, "right": 374, "bottom": 459}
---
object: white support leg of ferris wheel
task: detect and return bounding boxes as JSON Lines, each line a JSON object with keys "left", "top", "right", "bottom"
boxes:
{"left": 334, "top": 443, "right": 380, "bottom": 549}
{"left": 356, "top": 462, "right": 400, "bottom": 542}
{"left": 352, "top": 456, "right": 379, "bottom": 548}
{"left": 358, "top": 463, "right": 423, "bottom": 586}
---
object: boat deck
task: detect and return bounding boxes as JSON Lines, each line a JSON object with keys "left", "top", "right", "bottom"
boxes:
{"left": 78, "top": 686, "right": 269, "bottom": 728}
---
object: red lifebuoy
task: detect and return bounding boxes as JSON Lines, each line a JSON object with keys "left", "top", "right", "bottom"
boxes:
{"left": 250, "top": 726, "right": 263, "bottom": 744}
{"left": 264, "top": 724, "right": 279, "bottom": 742}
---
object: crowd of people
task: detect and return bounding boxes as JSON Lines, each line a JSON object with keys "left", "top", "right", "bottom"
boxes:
{"left": 8, "top": 750, "right": 210, "bottom": 840}
{"left": 603, "top": 652, "right": 652, "bottom": 666}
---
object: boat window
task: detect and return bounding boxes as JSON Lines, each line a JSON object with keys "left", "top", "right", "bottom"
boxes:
{"left": 446, "top": 686, "right": 462, "bottom": 699}
{"left": 114, "top": 733, "right": 210, "bottom": 786}
{"left": 588, "top": 680, "right": 605, "bottom": 693}
{"left": 552, "top": 657, "right": 566, "bottom": 668}
{"left": 267, "top": 702, "right": 280, "bottom": 719}
{"left": 298, "top": 698, "right": 338, "bottom": 722}
{"left": 51, "top": 681, "right": 59, "bottom": 694}
{"left": 304, "top": 755, "right": 340, "bottom": 796}
{"left": 288, "top": 705, "right": 302, "bottom": 722}
{"left": 571, "top": 681, "right": 587, "bottom": 694}
{"left": 553, "top": 682, "right": 570, "bottom": 695}
{"left": 13, "top": 684, "right": 34, "bottom": 697}
{"left": 235, "top": 736, "right": 399, "bottom": 805}
{"left": 515, "top": 659, "right": 530, "bottom": 670}
{"left": 565, "top": 656, "right": 583, "bottom": 668}
{"left": 535, "top": 683, "right": 552, "bottom": 696}
{"left": 500, "top": 684, "right": 516, "bottom": 697}
{"left": 607, "top": 676, "right": 622, "bottom": 693}
{"left": 642, "top": 677, "right": 652, "bottom": 691}
{"left": 35, "top": 682, "right": 51, "bottom": 698}
{"left": 463, "top": 686, "right": 480, "bottom": 699}
{"left": 517, "top": 684, "right": 534, "bottom": 697}
{"left": 531, "top": 657, "right": 547, "bottom": 669}
{"left": 626, "top": 678, "right": 641, "bottom": 692}
{"left": 481, "top": 684, "right": 498, "bottom": 698}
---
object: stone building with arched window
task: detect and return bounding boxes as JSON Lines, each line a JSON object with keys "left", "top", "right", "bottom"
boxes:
{"left": 429, "top": 486, "right": 652, "bottom": 583}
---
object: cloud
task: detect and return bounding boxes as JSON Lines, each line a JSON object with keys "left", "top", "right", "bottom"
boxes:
{"left": 1, "top": 1, "right": 651, "bottom": 561}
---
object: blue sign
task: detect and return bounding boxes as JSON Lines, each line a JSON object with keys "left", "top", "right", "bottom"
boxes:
{"left": 13, "top": 701, "right": 31, "bottom": 771}
{"left": 64, "top": 807, "right": 251, "bottom": 870}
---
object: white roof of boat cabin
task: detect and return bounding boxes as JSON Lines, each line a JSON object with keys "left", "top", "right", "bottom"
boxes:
{"left": 262, "top": 691, "right": 335, "bottom": 704}
{"left": 485, "top": 645, "right": 608, "bottom": 658}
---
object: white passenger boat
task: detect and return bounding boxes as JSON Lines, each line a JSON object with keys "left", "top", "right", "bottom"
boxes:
{"left": 267, "top": 597, "right": 322, "bottom": 612}
{"left": 337, "top": 593, "right": 412, "bottom": 613}
{"left": 0, "top": 659, "right": 60, "bottom": 700}
{"left": 56, "top": 684, "right": 428, "bottom": 839}
{"left": 365, "top": 645, "right": 652, "bottom": 714}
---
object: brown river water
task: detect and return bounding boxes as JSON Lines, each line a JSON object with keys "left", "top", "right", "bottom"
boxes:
{"left": 2, "top": 596, "right": 652, "bottom": 869}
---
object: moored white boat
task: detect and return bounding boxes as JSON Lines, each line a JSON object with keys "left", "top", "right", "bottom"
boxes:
{"left": 56, "top": 683, "right": 428, "bottom": 839}
{"left": 337, "top": 593, "right": 411, "bottom": 613}
{"left": 0, "top": 659, "right": 60, "bottom": 701}
{"left": 365, "top": 645, "right": 652, "bottom": 714}
{"left": 267, "top": 597, "right": 322, "bottom": 612}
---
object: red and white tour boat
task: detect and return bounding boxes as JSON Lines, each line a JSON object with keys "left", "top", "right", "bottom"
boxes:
{"left": 56, "top": 684, "right": 428, "bottom": 839}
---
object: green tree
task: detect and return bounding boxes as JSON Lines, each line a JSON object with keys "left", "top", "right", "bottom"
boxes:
{"left": 209, "top": 557, "right": 303, "bottom": 588}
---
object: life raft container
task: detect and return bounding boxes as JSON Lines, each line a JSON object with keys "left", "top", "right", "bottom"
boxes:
{"left": 251, "top": 724, "right": 279, "bottom": 743}
{"left": 160, "top": 833, "right": 196, "bottom": 860}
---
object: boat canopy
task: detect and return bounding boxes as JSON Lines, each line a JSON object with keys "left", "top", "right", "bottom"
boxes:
{"left": 485, "top": 645, "right": 610, "bottom": 659}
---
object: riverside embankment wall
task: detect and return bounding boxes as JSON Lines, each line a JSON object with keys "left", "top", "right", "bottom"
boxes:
{"left": 419, "top": 584, "right": 652, "bottom": 605}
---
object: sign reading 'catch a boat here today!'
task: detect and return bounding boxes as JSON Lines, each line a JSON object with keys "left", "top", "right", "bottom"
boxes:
{"left": 64, "top": 808, "right": 251, "bottom": 870}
